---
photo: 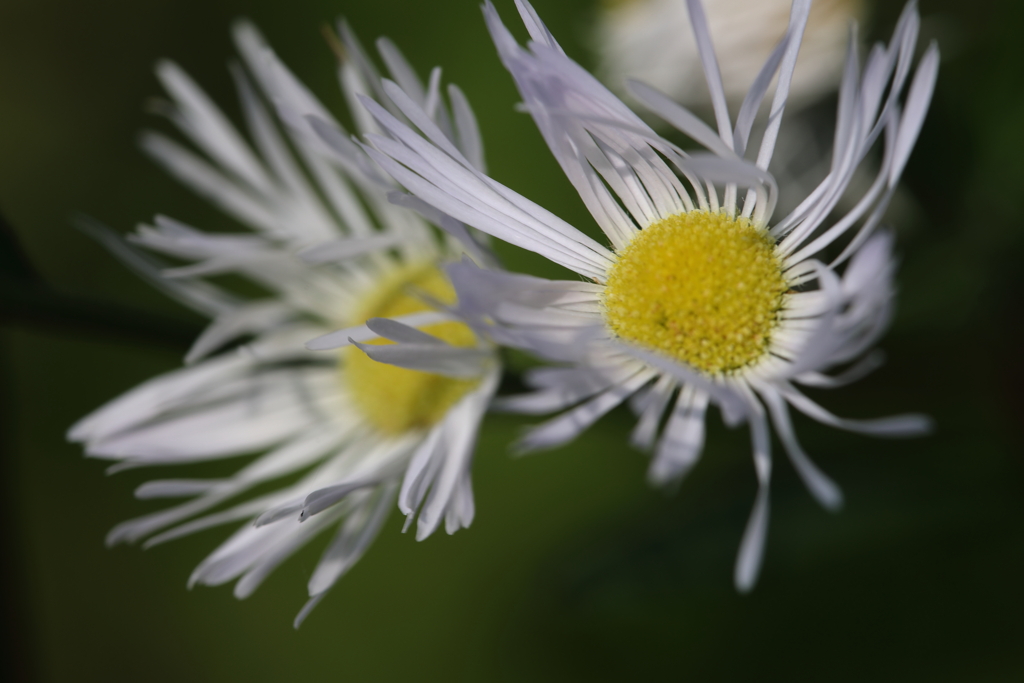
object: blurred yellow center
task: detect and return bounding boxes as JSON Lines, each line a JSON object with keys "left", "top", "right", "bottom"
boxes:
{"left": 602, "top": 211, "right": 788, "bottom": 375}
{"left": 343, "top": 263, "right": 478, "bottom": 435}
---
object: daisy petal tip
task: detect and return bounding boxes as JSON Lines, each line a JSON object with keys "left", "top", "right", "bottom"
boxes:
{"left": 509, "top": 440, "right": 540, "bottom": 458}
{"left": 251, "top": 515, "right": 269, "bottom": 528}
{"left": 293, "top": 593, "right": 326, "bottom": 630}
{"left": 304, "top": 333, "right": 345, "bottom": 352}
{"left": 66, "top": 423, "right": 87, "bottom": 443}
{"left": 913, "top": 414, "right": 936, "bottom": 436}
{"left": 104, "top": 528, "right": 128, "bottom": 549}
{"left": 822, "top": 488, "right": 845, "bottom": 513}
{"left": 644, "top": 468, "right": 674, "bottom": 489}
{"left": 890, "top": 413, "right": 935, "bottom": 438}
{"left": 734, "top": 576, "right": 757, "bottom": 595}
{"left": 139, "top": 537, "right": 163, "bottom": 551}
{"left": 733, "top": 555, "right": 763, "bottom": 594}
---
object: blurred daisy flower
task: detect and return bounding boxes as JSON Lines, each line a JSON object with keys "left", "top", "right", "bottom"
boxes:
{"left": 593, "top": 0, "right": 877, "bottom": 223}
{"left": 69, "top": 22, "right": 498, "bottom": 626}
{"left": 353, "top": 0, "right": 937, "bottom": 590}
{"left": 593, "top": 0, "right": 866, "bottom": 110}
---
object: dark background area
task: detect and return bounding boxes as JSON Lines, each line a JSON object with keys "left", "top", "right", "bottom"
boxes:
{"left": 1, "top": 0, "right": 1021, "bottom": 680}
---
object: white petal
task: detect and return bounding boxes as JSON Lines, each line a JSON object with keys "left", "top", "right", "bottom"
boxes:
{"left": 759, "top": 385, "right": 843, "bottom": 511}
{"left": 413, "top": 370, "right": 498, "bottom": 539}
{"left": 297, "top": 234, "right": 403, "bottom": 264}
{"left": 734, "top": 411, "right": 772, "bottom": 593}
{"left": 351, "top": 340, "right": 491, "bottom": 379}
{"left": 889, "top": 43, "right": 939, "bottom": 187}
{"left": 648, "top": 385, "right": 709, "bottom": 485}
{"left": 683, "top": 0, "right": 733, "bottom": 147}
{"left": 306, "top": 481, "right": 397, "bottom": 596}
{"left": 156, "top": 60, "right": 273, "bottom": 194}
{"left": 515, "top": 368, "right": 654, "bottom": 453}
{"left": 185, "top": 301, "right": 294, "bottom": 365}
{"left": 306, "top": 310, "right": 454, "bottom": 351}
{"left": 298, "top": 479, "right": 377, "bottom": 521}
{"left": 780, "top": 385, "right": 934, "bottom": 437}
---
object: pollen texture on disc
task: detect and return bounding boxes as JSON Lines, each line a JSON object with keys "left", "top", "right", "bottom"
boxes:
{"left": 602, "top": 211, "right": 788, "bottom": 375}
{"left": 343, "top": 263, "right": 479, "bottom": 435}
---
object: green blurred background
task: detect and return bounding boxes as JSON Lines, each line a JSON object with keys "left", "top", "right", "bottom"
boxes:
{"left": 1, "top": 0, "right": 1022, "bottom": 680}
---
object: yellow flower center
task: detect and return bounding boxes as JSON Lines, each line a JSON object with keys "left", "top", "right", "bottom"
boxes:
{"left": 343, "top": 262, "right": 479, "bottom": 435}
{"left": 602, "top": 211, "right": 788, "bottom": 375}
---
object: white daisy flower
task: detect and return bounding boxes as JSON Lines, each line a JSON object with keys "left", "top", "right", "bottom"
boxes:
{"left": 353, "top": 0, "right": 938, "bottom": 590}
{"left": 594, "top": 0, "right": 866, "bottom": 110}
{"left": 69, "top": 21, "right": 499, "bottom": 626}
